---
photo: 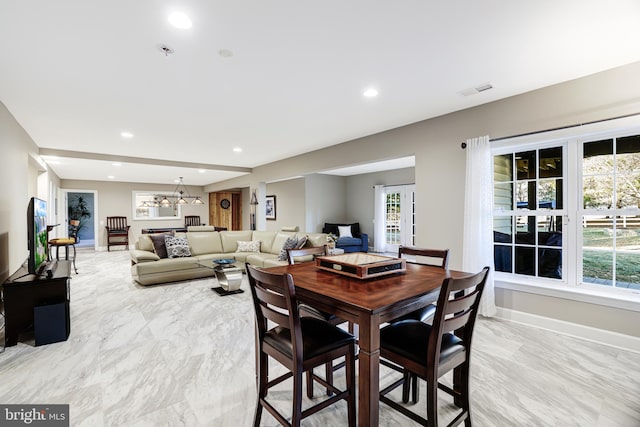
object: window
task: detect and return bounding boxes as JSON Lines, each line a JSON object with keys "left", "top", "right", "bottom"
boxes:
{"left": 493, "top": 126, "right": 640, "bottom": 294}
{"left": 493, "top": 146, "right": 565, "bottom": 280}
{"left": 581, "top": 135, "right": 640, "bottom": 289}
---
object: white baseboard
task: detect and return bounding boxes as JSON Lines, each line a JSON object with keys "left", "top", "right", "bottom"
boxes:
{"left": 495, "top": 307, "right": 640, "bottom": 354}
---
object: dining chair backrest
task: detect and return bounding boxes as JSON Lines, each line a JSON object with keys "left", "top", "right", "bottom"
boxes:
{"left": 246, "top": 264, "right": 304, "bottom": 362}
{"left": 429, "top": 266, "right": 489, "bottom": 373}
{"left": 398, "top": 246, "right": 449, "bottom": 269}
{"left": 184, "top": 215, "right": 201, "bottom": 227}
{"left": 287, "top": 245, "right": 328, "bottom": 265}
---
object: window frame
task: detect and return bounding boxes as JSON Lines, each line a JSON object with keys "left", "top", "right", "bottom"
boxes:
{"left": 491, "top": 116, "right": 640, "bottom": 311}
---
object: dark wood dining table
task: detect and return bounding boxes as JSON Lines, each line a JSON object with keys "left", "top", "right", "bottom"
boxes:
{"left": 265, "top": 260, "right": 470, "bottom": 426}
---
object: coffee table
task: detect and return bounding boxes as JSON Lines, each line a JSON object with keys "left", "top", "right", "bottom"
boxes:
{"left": 198, "top": 259, "right": 244, "bottom": 296}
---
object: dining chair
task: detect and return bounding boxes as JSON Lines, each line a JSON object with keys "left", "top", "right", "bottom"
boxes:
{"left": 392, "top": 246, "right": 450, "bottom": 402}
{"left": 379, "top": 266, "right": 490, "bottom": 427}
{"left": 105, "top": 216, "right": 130, "bottom": 251}
{"left": 184, "top": 215, "right": 201, "bottom": 227}
{"left": 287, "top": 245, "right": 351, "bottom": 398}
{"left": 246, "top": 264, "right": 356, "bottom": 427}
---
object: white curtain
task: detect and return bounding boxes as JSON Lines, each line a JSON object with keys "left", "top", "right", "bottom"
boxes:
{"left": 373, "top": 185, "right": 386, "bottom": 252}
{"left": 462, "top": 136, "right": 497, "bottom": 317}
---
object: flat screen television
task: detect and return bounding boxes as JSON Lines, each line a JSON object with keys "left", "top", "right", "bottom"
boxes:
{"left": 28, "top": 197, "right": 49, "bottom": 274}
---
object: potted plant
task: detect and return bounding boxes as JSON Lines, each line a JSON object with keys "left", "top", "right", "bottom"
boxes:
{"left": 327, "top": 233, "right": 338, "bottom": 249}
{"left": 68, "top": 195, "right": 92, "bottom": 243}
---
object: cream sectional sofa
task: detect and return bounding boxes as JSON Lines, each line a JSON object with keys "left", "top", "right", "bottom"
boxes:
{"left": 130, "top": 227, "right": 328, "bottom": 286}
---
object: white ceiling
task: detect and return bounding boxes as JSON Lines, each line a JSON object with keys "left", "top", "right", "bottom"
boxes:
{"left": 2, "top": 1, "right": 640, "bottom": 185}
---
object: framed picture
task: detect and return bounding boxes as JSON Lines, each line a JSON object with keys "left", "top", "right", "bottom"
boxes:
{"left": 265, "top": 195, "right": 276, "bottom": 220}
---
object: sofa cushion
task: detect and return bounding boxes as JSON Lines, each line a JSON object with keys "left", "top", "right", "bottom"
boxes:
{"left": 338, "top": 225, "right": 353, "bottom": 238}
{"left": 278, "top": 236, "right": 300, "bottom": 261}
{"left": 252, "top": 231, "right": 277, "bottom": 253}
{"left": 220, "top": 230, "right": 255, "bottom": 252}
{"left": 149, "top": 233, "right": 171, "bottom": 259}
{"left": 337, "top": 237, "right": 362, "bottom": 246}
{"left": 187, "top": 231, "right": 223, "bottom": 256}
{"left": 137, "top": 234, "right": 156, "bottom": 252}
{"left": 236, "top": 240, "right": 261, "bottom": 252}
{"left": 165, "top": 235, "right": 192, "bottom": 258}
{"left": 270, "top": 232, "right": 298, "bottom": 255}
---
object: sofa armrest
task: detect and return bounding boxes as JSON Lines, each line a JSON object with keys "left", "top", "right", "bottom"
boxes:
{"left": 359, "top": 233, "right": 369, "bottom": 252}
{"left": 131, "top": 249, "right": 160, "bottom": 264}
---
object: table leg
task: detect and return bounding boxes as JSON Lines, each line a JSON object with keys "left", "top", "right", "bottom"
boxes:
{"left": 357, "top": 313, "right": 380, "bottom": 427}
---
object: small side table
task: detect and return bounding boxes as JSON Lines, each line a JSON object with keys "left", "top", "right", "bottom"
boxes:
{"left": 210, "top": 259, "right": 243, "bottom": 296}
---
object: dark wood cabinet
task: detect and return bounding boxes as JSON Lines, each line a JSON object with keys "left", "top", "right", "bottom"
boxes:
{"left": 2, "top": 260, "right": 71, "bottom": 347}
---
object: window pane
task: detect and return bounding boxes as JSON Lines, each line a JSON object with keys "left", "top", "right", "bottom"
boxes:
{"left": 494, "top": 217, "right": 513, "bottom": 243}
{"left": 516, "top": 151, "right": 536, "bottom": 180}
{"left": 616, "top": 135, "right": 640, "bottom": 174}
{"left": 539, "top": 179, "right": 562, "bottom": 209}
{"left": 538, "top": 216, "right": 562, "bottom": 246}
{"left": 539, "top": 147, "right": 562, "bottom": 178}
{"left": 583, "top": 139, "right": 613, "bottom": 175}
{"left": 516, "top": 181, "right": 536, "bottom": 210}
{"left": 494, "top": 245, "right": 512, "bottom": 273}
{"left": 617, "top": 173, "right": 640, "bottom": 208}
{"left": 583, "top": 175, "right": 613, "bottom": 209}
{"left": 494, "top": 154, "right": 513, "bottom": 182}
{"left": 515, "top": 216, "right": 535, "bottom": 244}
{"left": 539, "top": 248, "right": 562, "bottom": 279}
{"left": 582, "top": 216, "right": 613, "bottom": 285}
{"left": 515, "top": 246, "right": 535, "bottom": 276}
{"left": 615, "top": 215, "right": 640, "bottom": 289}
{"left": 494, "top": 183, "right": 513, "bottom": 210}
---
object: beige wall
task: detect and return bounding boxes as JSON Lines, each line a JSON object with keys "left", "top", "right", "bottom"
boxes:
{"left": 61, "top": 180, "right": 209, "bottom": 249}
{"left": 264, "top": 178, "right": 306, "bottom": 232}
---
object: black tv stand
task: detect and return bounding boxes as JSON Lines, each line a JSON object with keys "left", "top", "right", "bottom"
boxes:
{"left": 2, "top": 260, "right": 71, "bottom": 347}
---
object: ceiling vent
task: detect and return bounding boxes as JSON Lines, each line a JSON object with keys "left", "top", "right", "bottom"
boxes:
{"left": 458, "top": 82, "right": 493, "bottom": 96}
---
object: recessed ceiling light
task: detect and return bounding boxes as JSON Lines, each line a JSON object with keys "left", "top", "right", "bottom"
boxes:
{"left": 107, "top": 175, "right": 115, "bottom": 180}
{"left": 363, "top": 88, "right": 379, "bottom": 98}
{"left": 233, "top": 147, "right": 242, "bottom": 153}
{"left": 120, "top": 131, "right": 133, "bottom": 139}
{"left": 112, "top": 162, "right": 122, "bottom": 167}
{"left": 168, "top": 12, "right": 192, "bottom": 29}
{"left": 198, "top": 169, "right": 206, "bottom": 173}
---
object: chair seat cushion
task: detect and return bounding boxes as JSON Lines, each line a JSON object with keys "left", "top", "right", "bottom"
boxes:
{"left": 265, "top": 318, "right": 354, "bottom": 360}
{"left": 393, "top": 303, "right": 436, "bottom": 323}
{"left": 337, "top": 237, "right": 362, "bottom": 246}
{"left": 380, "top": 320, "right": 464, "bottom": 367}
{"left": 299, "top": 303, "right": 344, "bottom": 325}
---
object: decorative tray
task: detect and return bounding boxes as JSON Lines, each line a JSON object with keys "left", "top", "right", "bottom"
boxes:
{"left": 315, "top": 253, "right": 406, "bottom": 279}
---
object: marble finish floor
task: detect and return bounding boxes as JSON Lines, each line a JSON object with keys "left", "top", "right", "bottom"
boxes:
{"left": 1, "top": 249, "right": 639, "bottom": 426}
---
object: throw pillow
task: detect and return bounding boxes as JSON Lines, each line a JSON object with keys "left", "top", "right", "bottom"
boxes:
{"left": 236, "top": 240, "right": 261, "bottom": 252}
{"left": 338, "top": 225, "right": 353, "bottom": 238}
{"left": 295, "top": 235, "right": 308, "bottom": 249}
{"left": 149, "top": 233, "right": 171, "bottom": 259}
{"left": 278, "top": 236, "right": 300, "bottom": 261}
{"left": 165, "top": 235, "right": 192, "bottom": 258}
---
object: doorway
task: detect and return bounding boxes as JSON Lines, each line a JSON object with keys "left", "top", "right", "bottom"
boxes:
{"left": 383, "top": 185, "right": 415, "bottom": 253}
{"left": 65, "top": 190, "right": 97, "bottom": 249}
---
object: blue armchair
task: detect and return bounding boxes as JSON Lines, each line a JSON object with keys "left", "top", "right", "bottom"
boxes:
{"left": 322, "top": 222, "right": 369, "bottom": 253}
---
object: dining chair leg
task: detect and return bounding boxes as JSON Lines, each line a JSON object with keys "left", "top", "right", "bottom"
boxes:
{"left": 306, "top": 369, "right": 314, "bottom": 398}
{"left": 325, "top": 362, "right": 334, "bottom": 396}
{"left": 292, "top": 370, "right": 303, "bottom": 426}
{"left": 426, "top": 377, "right": 438, "bottom": 427}
{"left": 254, "top": 352, "right": 268, "bottom": 427}
{"left": 402, "top": 370, "right": 411, "bottom": 403}
{"left": 411, "top": 373, "right": 419, "bottom": 404}
{"left": 346, "top": 346, "right": 356, "bottom": 427}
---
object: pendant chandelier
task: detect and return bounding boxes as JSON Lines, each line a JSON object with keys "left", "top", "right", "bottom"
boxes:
{"left": 139, "top": 177, "right": 204, "bottom": 208}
